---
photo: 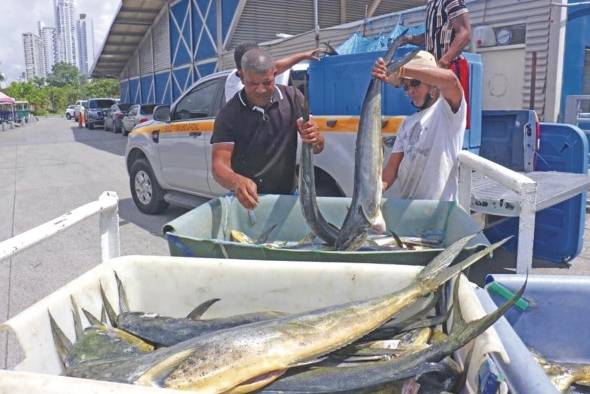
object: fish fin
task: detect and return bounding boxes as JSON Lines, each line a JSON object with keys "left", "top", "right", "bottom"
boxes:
{"left": 48, "top": 311, "right": 72, "bottom": 367}
{"left": 389, "top": 230, "right": 405, "bottom": 248}
{"left": 69, "top": 296, "right": 83, "bottom": 341}
{"left": 100, "top": 304, "right": 107, "bottom": 324}
{"left": 114, "top": 271, "right": 130, "bottom": 313}
{"left": 137, "top": 348, "right": 195, "bottom": 386}
{"left": 450, "top": 275, "right": 467, "bottom": 333}
{"left": 290, "top": 356, "right": 328, "bottom": 368}
{"left": 423, "top": 238, "right": 511, "bottom": 293}
{"left": 82, "top": 308, "right": 104, "bottom": 327}
{"left": 387, "top": 48, "right": 421, "bottom": 73}
{"left": 99, "top": 282, "right": 117, "bottom": 327}
{"left": 186, "top": 298, "right": 221, "bottom": 320}
{"left": 228, "top": 370, "right": 287, "bottom": 394}
{"left": 256, "top": 223, "right": 278, "bottom": 244}
{"left": 417, "top": 234, "right": 477, "bottom": 282}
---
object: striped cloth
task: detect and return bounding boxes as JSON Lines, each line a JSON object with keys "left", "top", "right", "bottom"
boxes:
{"left": 425, "top": 0, "right": 468, "bottom": 61}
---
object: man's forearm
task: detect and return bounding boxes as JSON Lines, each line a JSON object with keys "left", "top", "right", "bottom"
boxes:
{"left": 439, "top": 29, "right": 470, "bottom": 64}
{"left": 212, "top": 163, "right": 242, "bottom": 191}
{"left": 408, "top": 33, "right": 425, "bottom": 46}
{"left": 275, "top": 53, "right": 307, "bottom": 75}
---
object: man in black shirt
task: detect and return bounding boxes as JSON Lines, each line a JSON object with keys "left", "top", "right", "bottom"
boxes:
{"left": 211, "top": 48, "right": 324, "bottom": 209}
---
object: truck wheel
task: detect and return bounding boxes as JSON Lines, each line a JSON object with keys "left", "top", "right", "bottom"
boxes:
{"left": 130, "top": 158, "right": 168, "bottom": 214}
{"left": 88, "top": 122, "right": 94, "bottom": 130}
{"left": 315, "top": 169, "right": 344, "bottom": 197}
{"left": 66, "top": 114, "right": 71, "bottom": 120}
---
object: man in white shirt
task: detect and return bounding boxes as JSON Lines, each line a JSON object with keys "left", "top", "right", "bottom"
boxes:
{"left": 224, "top": 42, "right": 325, "bottom": 102}
{"left": 372, "top": 50, "right": 466, "bottom": 201}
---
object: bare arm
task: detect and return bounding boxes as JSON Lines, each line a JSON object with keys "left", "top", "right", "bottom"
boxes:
{"left": 212, "top": 143, "right": 259, "bottom": 209}
{"left": 382, "top": 152, "right": 404, "bottom": 191}
{"left": 438, "top": 13, "right": 471, "bottom": 68}
{"left": 406, "top": 33, "right": 425, "bottom": 46}
{"left": 274, "top": 48, "right": 326, "bottom": 75}
{"left": 399, "top": 65, "right": 463, "bottom": 112}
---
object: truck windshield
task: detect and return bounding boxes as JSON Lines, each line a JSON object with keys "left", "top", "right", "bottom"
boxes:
{"left": 90, "top": 100, "right": 115, "bottom": 109}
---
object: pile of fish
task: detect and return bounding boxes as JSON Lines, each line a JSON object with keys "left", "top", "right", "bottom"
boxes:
{"left": 298, "top": 31, "right": 421, "bottom": 251}
{"left": 48, "top": 235, "right": 524, "bottom": 393}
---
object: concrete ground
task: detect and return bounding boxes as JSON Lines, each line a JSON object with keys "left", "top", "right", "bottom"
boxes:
{"left": 0, "top": 117, "right": 588, "bottom": 369}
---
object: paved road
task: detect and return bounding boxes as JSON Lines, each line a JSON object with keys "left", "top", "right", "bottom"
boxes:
{"left": 0, "top": 117, "right": 193, "bottom": 368}
{"left": 0, "top": 117, "right": 588, "bottom": 369}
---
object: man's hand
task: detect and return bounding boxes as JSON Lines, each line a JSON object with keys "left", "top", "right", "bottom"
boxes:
{"left": 371, "top": 57, "right": 391, "bottom": 83}
{"left": 302, "top": 48, "right": 328, "bottom": 61}
{"left": 438, "top": 57, "right": 451, "bottom": 69}
{"left": 234, "top": 175, "right": 259, "bottom": 210}
{"left": 297, "top": 116, "right": 324, "bottom": 153}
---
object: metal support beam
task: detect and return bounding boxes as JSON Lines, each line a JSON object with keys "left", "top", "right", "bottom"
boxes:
{"left": 340, "top": 0, "right": 347, "bottom": 24}
{"left": 114, "top": 18, "right": 153, "bottom": 26}
{"left": 367, "top": 0, "right": 383, "bottom": 18}
{"left": 109, "top": 31, "right": 145, "bottom": 37}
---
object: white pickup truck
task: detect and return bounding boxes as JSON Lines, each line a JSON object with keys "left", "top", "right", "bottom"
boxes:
{"left": 124, "top": 68, "right": 402, "bottom": 213}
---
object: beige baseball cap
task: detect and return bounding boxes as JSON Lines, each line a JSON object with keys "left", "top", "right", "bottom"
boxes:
{"left": 390, "top": 50, "right": 437, "bottom": 87}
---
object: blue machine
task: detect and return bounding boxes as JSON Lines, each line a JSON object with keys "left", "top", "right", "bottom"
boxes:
{"left": 308, "top": 49, "right": 483, "bottom": 151}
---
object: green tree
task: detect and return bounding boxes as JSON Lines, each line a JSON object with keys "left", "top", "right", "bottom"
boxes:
{"left": 82, "top": 78, "right": 120, "bottom": 98}
{"left": 5, "top": 81, "right": 48, "bottom": 114}
{"left": 47, "top": 62, "right": 82, "bottom": 87}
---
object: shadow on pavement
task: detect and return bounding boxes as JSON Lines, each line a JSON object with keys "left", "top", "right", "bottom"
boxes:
{"left": 71, "top": 125, "right": 127, "bottom": 156}
{"left": 118, "top": 197, "right": 191, "bottom": 236}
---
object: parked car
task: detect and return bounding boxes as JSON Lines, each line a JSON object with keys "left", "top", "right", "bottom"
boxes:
{"left": 121, "top": 104, "right": 156, "bottom": 136}
{"left": 104, "top": 103, "right": 131, "bottom": 133}
{"left": 74, "top": 100, "right": 87, "bottom": 122}
{"left": 65, "top": 105, "right": 75, "bottom": 120}
{"left": 85, "top": 98, "right": 116, "bottom": 130}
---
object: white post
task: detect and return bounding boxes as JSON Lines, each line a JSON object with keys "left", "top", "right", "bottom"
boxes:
{"left": 99, "top": 191, "right": 120, "bottom": 262}
{"left": 458, "top": 162, "right": 472, "bottom": 213}
{"left": 517, "top": 183, "right": 537, "bottom": 274}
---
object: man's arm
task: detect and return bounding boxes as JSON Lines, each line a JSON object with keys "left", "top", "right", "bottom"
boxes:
{"left": 438, "top": 13, "right": 471, "bottom": 68}
{"left": 382, "top": 152, "right": 404, "bottom": 191}
{"left": 274, "top": 48, "right": 325, "bottom": 75}
{"left": 405, "top": 33, "right": 425, "bottom": 47}
{"left": 398, "top": 65, "right": 463, "bottom": 112}
{"left": 211, "top": 143, "right": 259, "bottom": 209}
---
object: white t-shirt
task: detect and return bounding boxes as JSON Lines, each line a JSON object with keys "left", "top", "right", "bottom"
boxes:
{"left": 224, "top": 69, "right": 291, "bottom": 102}
{"left": 389, "top": 95, "right": 466, "bottom": 201}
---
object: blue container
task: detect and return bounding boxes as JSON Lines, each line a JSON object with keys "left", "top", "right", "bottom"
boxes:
{"left": 308, "top": 49, "right": 483, "bottom": 150}
{"left": 476, "top": 274, "right": 590, "bottom": 394}
{"left": 484, "top": 123, "right": 588, "bottom": 264}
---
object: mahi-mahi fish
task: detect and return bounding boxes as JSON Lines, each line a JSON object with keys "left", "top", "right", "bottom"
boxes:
{"left": 55, "top": 235, "right": 506, "bottom": 394}
{"left": 335, "top": 32, "right": 419, "bottom": 251}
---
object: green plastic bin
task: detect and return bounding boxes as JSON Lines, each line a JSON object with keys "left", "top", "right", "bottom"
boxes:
{"left": 163, "top": 195, "right": 488, "bottom": 265}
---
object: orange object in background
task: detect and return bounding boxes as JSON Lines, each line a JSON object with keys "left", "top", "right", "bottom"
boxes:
{"left": 79, "top": 112, "right": 85, "bottom": 128}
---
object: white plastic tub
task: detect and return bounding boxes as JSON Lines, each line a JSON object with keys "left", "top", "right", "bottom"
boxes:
{"left": 0, "top": 255, "right": 507, "bottom": 393}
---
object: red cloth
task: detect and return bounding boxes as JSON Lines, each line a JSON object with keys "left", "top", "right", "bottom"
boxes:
{"left": 450, "top": 57, "right": 470, "bottom": 129}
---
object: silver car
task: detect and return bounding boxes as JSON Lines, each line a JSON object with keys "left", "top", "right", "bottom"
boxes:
{"left": 121, "top": 104, "right": 156, "bottom": 136}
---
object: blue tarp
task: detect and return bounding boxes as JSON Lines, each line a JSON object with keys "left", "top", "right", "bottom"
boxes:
{"left": 336, "top": 25, "right": 426, "bottom": 55}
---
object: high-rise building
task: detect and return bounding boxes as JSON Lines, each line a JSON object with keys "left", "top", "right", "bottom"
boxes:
{"left": 38, "top": 21, "right": 58, "bottom": 76}
{"left": 55, "top": 0, "right": 77, "bottom": 66}
{"left": 22, "top": 33, "right": 45, "bottom": 80}
{"left": 77, "top": 14, "right": 94, "bottom": 76}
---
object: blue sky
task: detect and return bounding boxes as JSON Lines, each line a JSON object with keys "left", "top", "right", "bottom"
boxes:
{"left": 0, "top": 0, "right": 119, "bottom": 83}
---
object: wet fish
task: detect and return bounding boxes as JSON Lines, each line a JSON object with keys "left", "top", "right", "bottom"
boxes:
{"left": 258, "top": 269, "right": 525, "bottom": 393}
{"left": 117, "top": 310, "right": 286, "bottom": 347}
{"left": 532, "top": 350, "right": 590, "bottom": 393}
{"left": 335, "top": 31, "right": 414, "bottom": 251}
{"left": 61, "top": 235, "right": 505, "bottom": 393}
{"left": 298, "top": 68, "right": 340, "bottom": 245}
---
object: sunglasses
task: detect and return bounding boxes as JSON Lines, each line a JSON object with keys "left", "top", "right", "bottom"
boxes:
{"left": 401, "top": 79, "right": 422, "bottom": 91}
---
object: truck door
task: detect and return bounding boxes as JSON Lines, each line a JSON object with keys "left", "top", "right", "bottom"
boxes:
{"left": 157, "top": 77, "right": 225, "bottom": 195}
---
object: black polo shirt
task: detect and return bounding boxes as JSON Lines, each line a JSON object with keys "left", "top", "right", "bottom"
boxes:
{"left": 211, "top": 85, "right": 304, "bottom": 194}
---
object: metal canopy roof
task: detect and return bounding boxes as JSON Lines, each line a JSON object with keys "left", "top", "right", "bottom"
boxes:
{"left": 92, "top": 0, "right": 426, "bottom": 79}
{"left": 91, "top": 0, "right": 167, "bottom": 78}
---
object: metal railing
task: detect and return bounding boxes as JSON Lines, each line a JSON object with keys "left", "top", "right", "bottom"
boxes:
{"left": 458, "top": 151, "right": 537, "bottom": 274}
{"left": 0, "top": 192, "right": 120, "bottom": 263}
{"left": 564, "top": 95, "right": 590, "bottom": 128}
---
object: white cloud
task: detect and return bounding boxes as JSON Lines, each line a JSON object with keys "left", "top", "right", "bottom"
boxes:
{"left": 0, "top": 0, "right": 119, "bottom": 83}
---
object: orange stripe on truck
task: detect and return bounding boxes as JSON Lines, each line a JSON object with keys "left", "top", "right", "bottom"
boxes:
{"left": 131, "top": 116, "right": 404, "bottom": 136}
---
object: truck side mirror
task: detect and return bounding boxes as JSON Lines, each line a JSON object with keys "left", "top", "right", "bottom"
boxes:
{"left": 153, "top": 105, "right": 171, "bottom": 122}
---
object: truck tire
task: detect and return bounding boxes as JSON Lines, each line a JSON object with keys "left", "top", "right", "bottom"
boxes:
{"left": 66, "top": 114, "right": 71, "bottom": 120}
{"left": 130, "top": 158, "right": 168, "bottom": 214}
{"left": 88, "top": 121, "right": 94, "bottom": 130}
{"left": 315, "top": 169, "right": 344, "bottom": 197}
